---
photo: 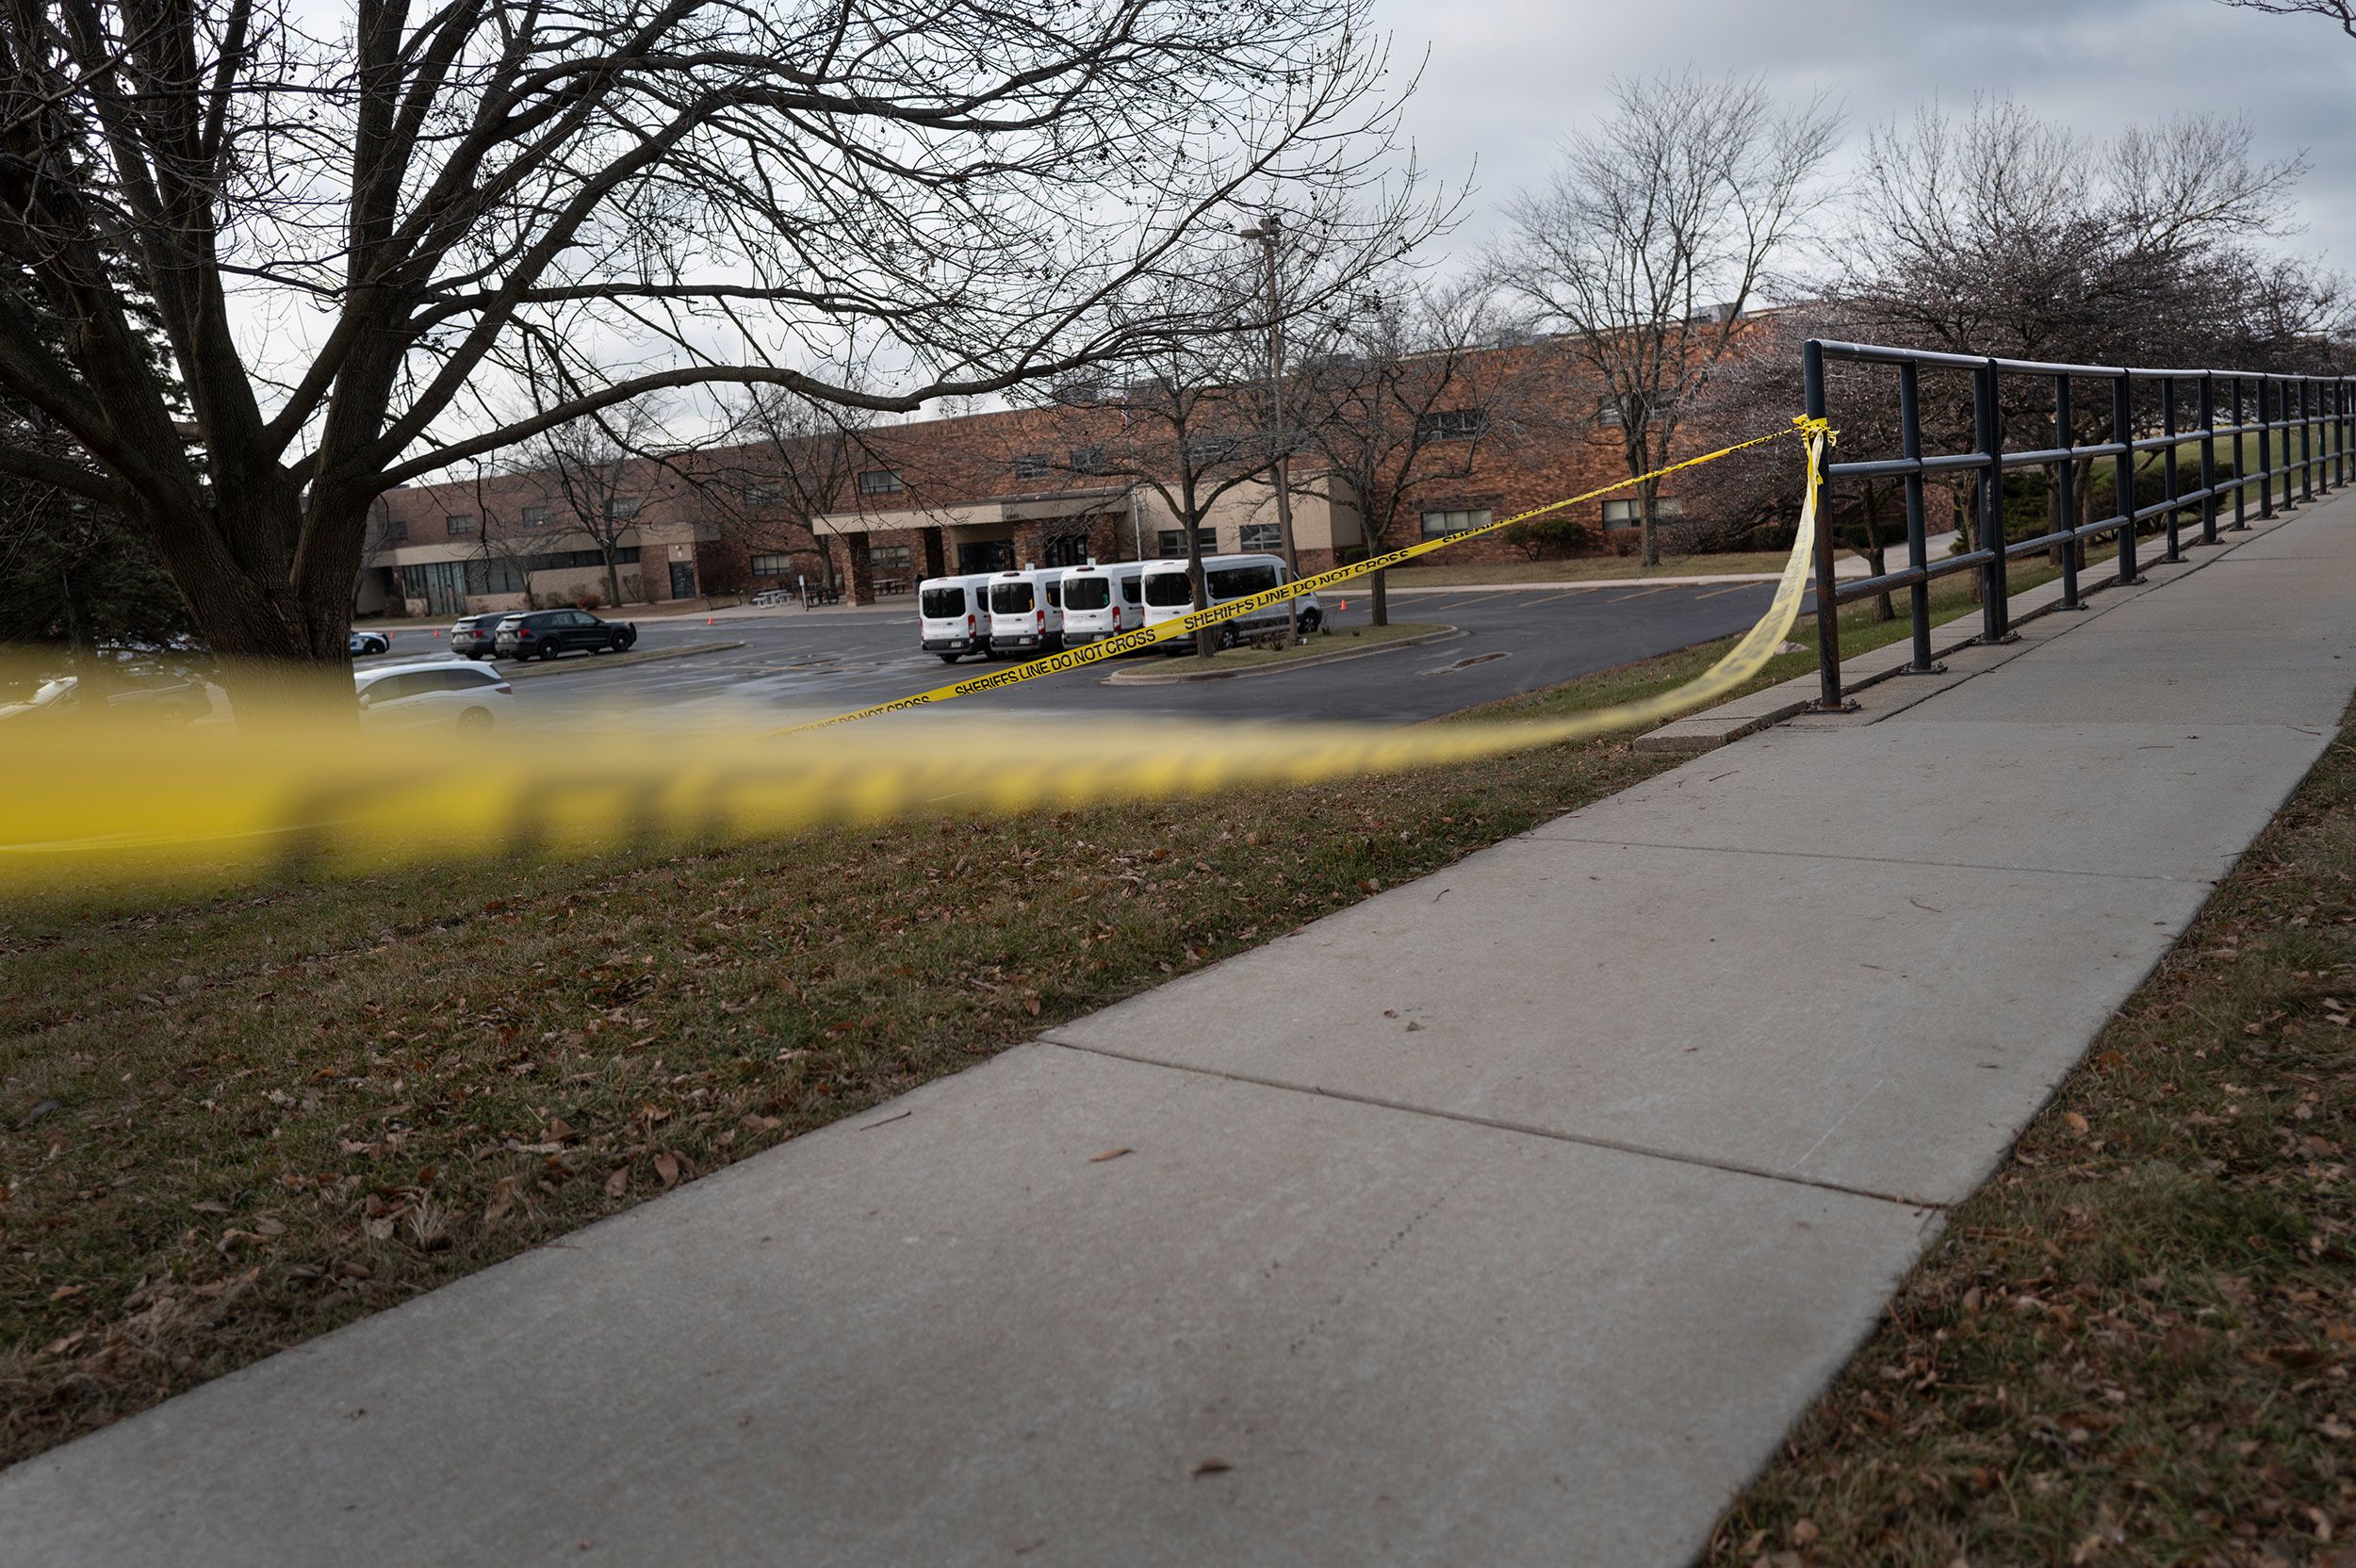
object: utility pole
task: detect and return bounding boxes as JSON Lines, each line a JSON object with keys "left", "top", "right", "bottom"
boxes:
{"left": 1239, "top": 214, "right": 1302, "bottom": 642}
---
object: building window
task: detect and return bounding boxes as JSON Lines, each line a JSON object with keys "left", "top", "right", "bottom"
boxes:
{"left": 870, "top": 545, "right": 913, "bottom": 575}
{"left": 1043, "top": 534, "right": 1092, "bottom": 567}
{"left": 1012, "top": 453, "right": 1054, "bottom": 480}
{"left": 1415, "top": 408, "right": 1486, "bottom": 441}
{"left": 384, "top": 518, "right": 408, "bottom": 543}
{"left": 1155, "top": 527, "right": 1218, "bottom": 558}
{"left": 445, "top": 513, "right": 476, "bottom": 537}
{"left": 1238, "top": 522, "right": 1283, "bottom": 551}
{"left": 1183, "top": 436, "right": 1242, "bottom": 468}
{"left": 857, "top": 469, "right": 903, "bottom": 496}
{"left": 463, "top": 557, "right": 527, "bottom": 594}
{"left": 1420, "top": 508, "right": 1492, "bottom": 540}
{"left": 1597, "top": 398, "right": 1625, "bottom": 428}
{"left": 1069, "top": 445, "right": 1110, "bottom": 476}
{"left": 520, "top": 504, "right": 550, "bottom": 528}
{"left": 604, "top": 496, "right": 640, "bottom": 520}
{"left": 1602, "top": 498, "right": 1680, "bottom": 531}
{"left": 526, "top": 547, "right": 642, "bottom": 571}
{"left": 745, "top": 482, "right": 782, "bottom": 504}
{"left": 749, "top": 552, "right": 796, "bottom": 576}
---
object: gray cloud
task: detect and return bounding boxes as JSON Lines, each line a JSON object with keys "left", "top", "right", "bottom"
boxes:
{"left": 1377, "top": 0, "right": 2356, "bottom": 283}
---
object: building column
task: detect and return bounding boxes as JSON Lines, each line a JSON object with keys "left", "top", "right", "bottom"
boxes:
{"left": 1011, "top": 521, "right": 1046, "bottom": 570}
{"left": 921, "top": 527, "right": 947, "bottom": 581}
{"left": 830, "top": 534, "right": 875, "bottom": 604}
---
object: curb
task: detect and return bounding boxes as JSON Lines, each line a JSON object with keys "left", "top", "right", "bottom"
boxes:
{"left": 500, "top": 641, "right": 745, "bottom": 679}
{"left": 1099, "top": 627, "right": 1464, "bottom": 685}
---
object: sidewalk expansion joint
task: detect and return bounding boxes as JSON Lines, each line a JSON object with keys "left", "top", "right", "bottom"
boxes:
{"left": 1039, "top": 1036, "right": 1951, "bottom": 1214}
{"left": 1526, "top": 833, "right": 2219, "bottom": 886}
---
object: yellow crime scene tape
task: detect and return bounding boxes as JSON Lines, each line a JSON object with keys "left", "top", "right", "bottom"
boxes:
{"left": 0, "top": 420, "right": 1827, "bottom": 890}
{"left": 783, "top": 417, "right": 1827, "bottom": 731}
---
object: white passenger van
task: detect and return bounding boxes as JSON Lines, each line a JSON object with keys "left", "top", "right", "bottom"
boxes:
{"left": 985, "top": 567, "right": 1065, "bottom": 657}
{"left": 1137, "top": 552, "right": 1322, "bottom": 650}
{"left": 1055, "top": 561, "right": 1146, "bottom": 645}
{"left": 917, "top": 572, "right": 997, "bottom": 663}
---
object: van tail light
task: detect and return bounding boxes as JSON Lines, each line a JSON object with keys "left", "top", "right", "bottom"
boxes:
{"left": 1036, "top": 610, "right": 1045, "bottom": 628}
{"left": 967, "top": 614, "right": 975, "bottom": 631}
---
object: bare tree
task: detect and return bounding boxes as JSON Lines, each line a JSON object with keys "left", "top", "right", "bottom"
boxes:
{"left": 0, "top": 0, "right": 1418, "bottom": 696}
{"left": 1839, "top": 100, "right": 2327, "bottom": 557}
{"left": 710, "top": 388, "right": 881, "bottom": 594}
{"left": 1288, "top": 278, "right": 1546, "bottom": 625}
{"left": 526, "top": 401, "right": 667, "bottom": 610}
{"left": 1017, "top": 190, "right": 1450, "bottom": 654}
{"left": 2220, "top": 0, "right": 2356, "bottom": 35}
{"left": 1051, "top": 267, "right": 1280, "bottom": 658}
{"left": 1679, "top": 307, "right": 1915, "bottom": 619}
{"left": 1492, "top": 72, "right": 1841, "bottom": 565}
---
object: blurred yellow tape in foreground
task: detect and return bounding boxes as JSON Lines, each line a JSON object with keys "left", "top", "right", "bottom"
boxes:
{"left": 0, "top": 425, "right": 1824, "bottom": 889}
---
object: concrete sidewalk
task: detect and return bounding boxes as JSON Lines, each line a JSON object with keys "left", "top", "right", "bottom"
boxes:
{"left": 8, "top": 498, "right": 2354, "bottom": 1565}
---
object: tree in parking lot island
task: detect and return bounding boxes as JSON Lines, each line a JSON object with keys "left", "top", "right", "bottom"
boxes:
{"left": 1287, "top": 276, "right": 1554, "bottom": 627}
{"left": 520, "top": 400, "right": 670, "bottom": 612}
{"left": 1016, "top": 190, "right": 1451, "bottom": 657}
{"left": 0, "top": 0, "right": 1422, "bottom": 704}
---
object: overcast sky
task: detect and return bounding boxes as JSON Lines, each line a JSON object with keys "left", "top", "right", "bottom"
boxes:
{"left": 1375, "top": 0, "right": 2356, "bottom": 276}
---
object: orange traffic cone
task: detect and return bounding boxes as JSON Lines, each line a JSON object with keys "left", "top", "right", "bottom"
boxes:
{"left": 1338, "top": 598, "right": 1348, "bottom": 611}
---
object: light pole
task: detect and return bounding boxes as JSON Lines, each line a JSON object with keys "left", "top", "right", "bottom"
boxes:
{"left": 1238, "top": 214, "right": 1302, "bottom": 643}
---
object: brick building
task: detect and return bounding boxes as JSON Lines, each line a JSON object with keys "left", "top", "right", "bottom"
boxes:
{"left": 357, "top": 334, "right": 1768, "bottom": 616}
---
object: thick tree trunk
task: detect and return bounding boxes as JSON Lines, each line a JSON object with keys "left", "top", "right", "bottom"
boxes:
{"left": 603, "top": 549, "right": 623, "bottom": 610}
{"left": 136, "top": 483, "right": 368, "bottom": 717}
{"left": 1369, "top": 566, "right": 1389, "bottom": 628}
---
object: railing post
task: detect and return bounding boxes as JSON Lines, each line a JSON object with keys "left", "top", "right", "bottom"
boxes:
{"left": 2282, "top": 378, "right": 2298, "bottom": 513}
{"left": 2232, "top": 378, "right": 2249, "bottom": 530}
{"left": 2160, "top": 377, "right": 2183, "bottom": 563}
{"left": 1975, "top": 360, "right": 2012, "bottom": 641}
{"left": 1898, "top": 360, "right": 1941, "bottom": 666}
{"left": 2198, "top": 373, "right": 2217, "bottom": 546}
{"left": 2302, "top": 381, "right": 2317, "bottom": 503}
{"left": 2054, "top": 375, "right": 2084, "bottom": 610}
{"left": 2258, "top": 375, "right": 2275, "bottom": 520}
{"left": 1804, "top": 340, "right": 1847, "bottom": 711}
{"left": 2328, "top": 376, "right": 2347, "bottom": 484}
{"left": 2113, "top": 371, "right": 2141, "bottom": 586}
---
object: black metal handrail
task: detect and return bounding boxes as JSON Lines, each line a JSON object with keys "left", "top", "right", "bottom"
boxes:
{"left": 1802, "top": 339, "right": 2353, "bottom": 710}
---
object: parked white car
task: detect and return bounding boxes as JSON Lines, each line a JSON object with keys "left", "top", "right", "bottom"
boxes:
{"left": 354, "top": 661, "right": 515, "bottom": 732}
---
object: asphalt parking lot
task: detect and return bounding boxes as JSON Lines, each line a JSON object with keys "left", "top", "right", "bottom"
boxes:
{"left": 355, "top": 580, "right": 1800, "bottom": 727}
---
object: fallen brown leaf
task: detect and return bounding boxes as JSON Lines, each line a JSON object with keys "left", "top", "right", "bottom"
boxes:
{"left": 1088, "top": 1148, "right": 1132, "bottom": 1164}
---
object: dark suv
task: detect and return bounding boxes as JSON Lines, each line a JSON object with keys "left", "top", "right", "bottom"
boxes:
{"left": 449, "top": 612, "right": 513, "bottom": 660}
{"left": 494, "top": 609, "right": 638, "bottom": 662}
